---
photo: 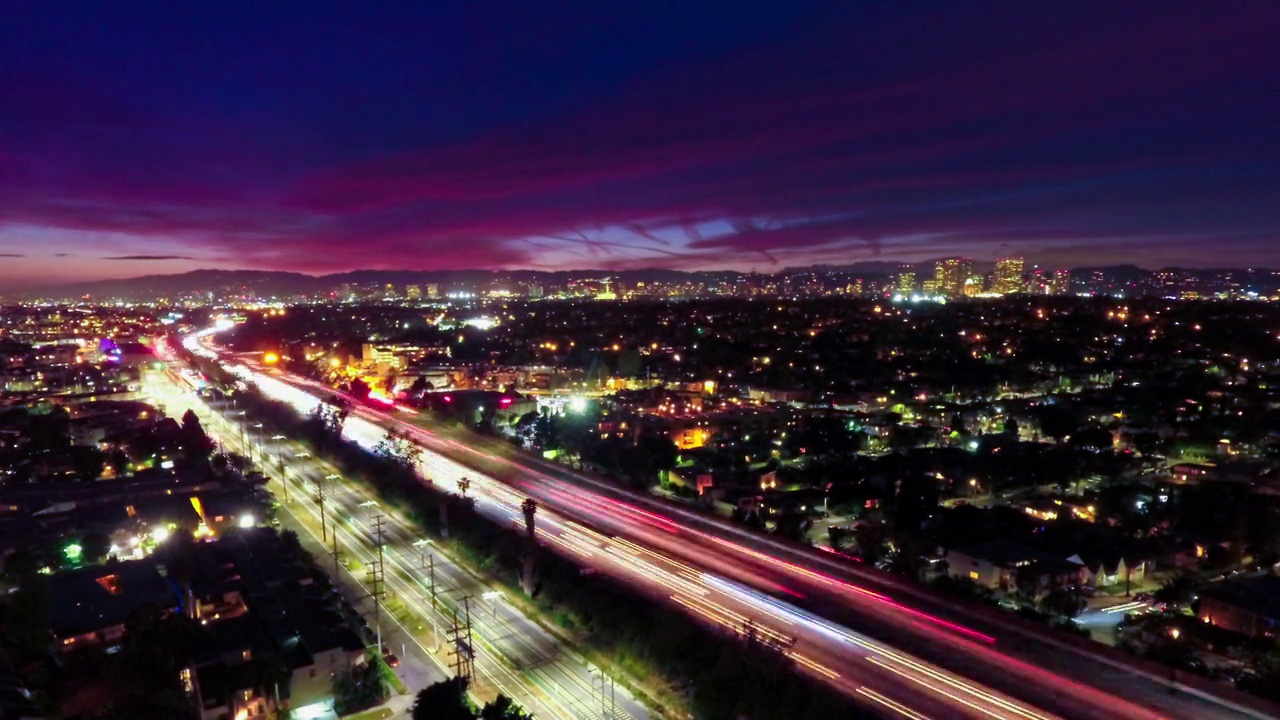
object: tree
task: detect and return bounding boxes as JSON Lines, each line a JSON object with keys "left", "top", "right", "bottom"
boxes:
{"left": 179, "top": 409, "right": 215, "bottom": 459}
{"left": 1040, "top": 587, "right": 1086, "bottom": 619}
{"left": 333, "top": 662, "right": 385, "bottom": 715}
{"left": 2, "top": 549, "right": 40, "bottom": 581}
{"left": 1153, "top": 573, "right": 1196, "bottom": 607}
{"left": 1003, "top": 417, "right": 1020, "bottom": 437}
{"left": 250, "top": 654, "right": 292, "bottom": 714}
{"left": 639, "top": 434, "right": 678, "bottom": 477}
{"left": 70, "top": 445, "right": 105, "bottom": 481}
{"left": 349, "top": 378, "right": 371, "bottom": 402}
{"left": 479, "top": 695, "right": 531, "bottom": 720}
{"left": 852, "top": 522, "right": 888, "bottom": 564}
{"left": 1, "top": 575, "right": 49, "bottom": 666}
{"left": 374, "top": 428, "right": 422, "bottom": 470}
{"left": 109, "top": 603, "right": 201, "bottom": 716}
{"left": 108, "top": 448, "right": 130, "bottom": 476}
{"left": 1036, "top": 406, "right": 1078, "bottom": 442}
{"left": 280, "top": 529, "right": 305, "bottom": 559}
{"left": 81, "top": 530, "right": 111, "bottom": 564}
{"left": 411, "top": 677, "right": 475, "bottom": 720}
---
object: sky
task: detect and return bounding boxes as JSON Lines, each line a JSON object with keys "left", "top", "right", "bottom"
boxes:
{"left": 0, "top": 1, "right": 1278, "bottom": 288}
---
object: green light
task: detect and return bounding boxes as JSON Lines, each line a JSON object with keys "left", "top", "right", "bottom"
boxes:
{"left": 64, "top": 543, "right": 83, "bottom": 561}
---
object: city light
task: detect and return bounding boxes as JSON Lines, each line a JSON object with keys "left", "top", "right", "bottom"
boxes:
{"left": 238, "top": 514, "right": 256, "bottom": 529}
{"left": 464, "top": 317, "right": 498, "bottom": 330}
{"left": 262, "top": 351, "right": 280, "bottom": 365}
{"left": 152, "top": 526, "right": 171, "bottom": 543}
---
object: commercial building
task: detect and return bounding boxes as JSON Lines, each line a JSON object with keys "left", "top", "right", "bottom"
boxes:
{"left": 933, "top": 258, "right": 972, "bottom": 298}
{"left": 992, "top": 257, "right": 1025, "bottom": 295}
{"left": 895, "top": 269, "right": 916, "bottom": 295}
{"left": 1049, "top": 270, "right": 1071, "bottom": 296}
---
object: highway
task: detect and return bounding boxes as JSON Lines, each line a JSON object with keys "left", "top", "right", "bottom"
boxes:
{"left": 141, "top": 365, "right": 648, "bottom": 720}
{"left": 182, "top": 328, "right": 1278, "bottom": 720}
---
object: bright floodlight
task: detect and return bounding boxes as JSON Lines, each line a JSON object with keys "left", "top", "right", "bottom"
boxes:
{"left": 463, "top": 317, "right": 497, "bottom": 330}
{"left": 569, "top": 396, "right": 587, "bottom": 413}
{"left": 152, "top": 526, "right": 171, "bottom": 543}
{"left": 238, "top": 514, "right": 255, "bottom": 529}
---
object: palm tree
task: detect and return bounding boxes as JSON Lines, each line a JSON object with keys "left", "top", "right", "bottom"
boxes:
{"left": 1153, "top": 573, "right": 1196, "bottom": 607}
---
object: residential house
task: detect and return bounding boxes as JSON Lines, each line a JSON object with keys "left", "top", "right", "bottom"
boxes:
{"left": 46, "top": 559, "right": 179, "bottom": 651}
{"left": 1197, "top": 575, "right": 1280, "bottom": 640}
{"left": 944, "top": 540, "right": 1083, "bottom": 597}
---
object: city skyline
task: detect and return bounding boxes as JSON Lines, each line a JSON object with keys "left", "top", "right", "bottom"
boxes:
{"left": 1, "top": 2, "right": 1278, "bottom": 289}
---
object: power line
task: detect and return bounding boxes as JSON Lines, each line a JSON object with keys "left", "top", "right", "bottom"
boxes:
{"left": 447, "top": 595, "right": 476, "bottom": 682}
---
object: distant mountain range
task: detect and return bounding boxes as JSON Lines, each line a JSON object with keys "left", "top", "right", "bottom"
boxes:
{"left": 6, "top": 263, "right": 1274, "bottom": 302}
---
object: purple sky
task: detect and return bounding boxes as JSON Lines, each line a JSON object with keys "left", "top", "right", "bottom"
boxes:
{"left": 1, "top": 2, "right": 1278, "bottom": 288}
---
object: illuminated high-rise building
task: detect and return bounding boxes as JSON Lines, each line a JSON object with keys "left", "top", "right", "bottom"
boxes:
{"left": 405, "top": 284, "right": 422, "bottom": 300}
{"left": 1028, "top": 270, "right": 1048, "bottom": 295}
{"left": 895, "top": 268, "right": 916, "bottom": 295}
{"left": 933, "top": 257, "right": 971, "bottom": 298}
{"left": 963, "top": 274, "right": 984, "bottom": 297}
{"left": 425, "top": 284, "right": 440, "bottom": 300}
{"left": 992, "top": 256, "right": 1025, "bottom": 294}
{"left": 1049, "top": 270, "right": 1071, "bottom": 296}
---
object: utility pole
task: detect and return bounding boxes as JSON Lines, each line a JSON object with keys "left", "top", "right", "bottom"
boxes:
{"left": 329, "top": 528, "right": 340, "bottom": 577}
{"left": 318, "top": 474, "right": 334, "bottom": 542}
{"left": 429, "top": 555, "right": 437, "bottom": 611}
{"left": 277, "top": 451, "right": 287, "bottom": 502}
{"left": 521, "top": 498, "right": 538, "bottom": 595}
{"left": 368, "top": 515, "right": 388, "bottom": 651}
{"left": 447, "top": 596, "right": 475, "bottom": 682}
{"left": 594, "top": 669, "right": 617, "bottom": 720}
{"left": 428, "top": 554, "right": 439, "bottom": 649}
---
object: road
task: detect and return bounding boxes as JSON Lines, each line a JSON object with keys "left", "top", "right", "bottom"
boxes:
{"left": 184, "top": 329, "right": 1279, "bottom": 720}
{"left": 141, "top": 366, "right": 647, "bottom": 720}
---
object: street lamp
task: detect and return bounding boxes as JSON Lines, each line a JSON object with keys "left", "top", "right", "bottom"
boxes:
{"left": 319, "top": 474, "right": 340, "bottom": 542}
{"left": 412, "top": 537, "right": 433, "bottom": 566}
{"left": 483, "top": 590, "right": 503, "bottom": 619}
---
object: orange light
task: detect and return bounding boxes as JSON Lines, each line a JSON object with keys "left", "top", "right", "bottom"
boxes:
{"left": 263, "top": 352, "right": 279, "bottom": 365}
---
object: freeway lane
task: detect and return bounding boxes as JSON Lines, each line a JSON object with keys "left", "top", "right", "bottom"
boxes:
{"left": 190, "top": 332, "right": 1277, "bottom": 720}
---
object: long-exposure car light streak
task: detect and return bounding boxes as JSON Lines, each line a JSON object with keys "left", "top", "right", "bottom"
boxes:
{"left": 858, "top": 687, "right": 934, "bottom": 720}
